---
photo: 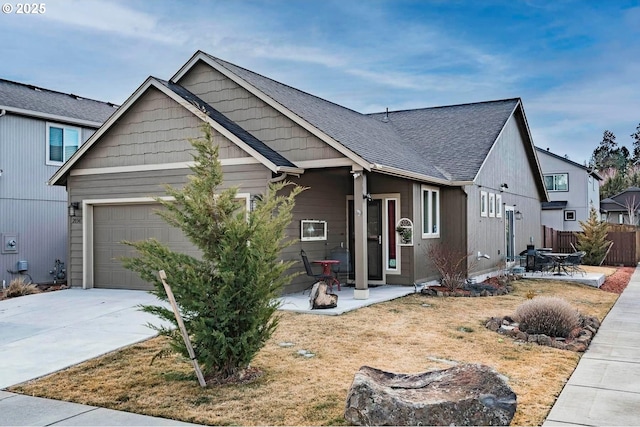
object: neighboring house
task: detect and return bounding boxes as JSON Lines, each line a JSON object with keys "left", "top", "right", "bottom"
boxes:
{"left": 536, "top": 147, "right": 602, "bottom": 232}
{"left": 600, "top": 187, "right": 640, "bottom": 225}
{"left": 0, "top": 79, "right": 117, "bottom": 285}
{"left": 49, "top": 50, "right": 548, "bottom": 296}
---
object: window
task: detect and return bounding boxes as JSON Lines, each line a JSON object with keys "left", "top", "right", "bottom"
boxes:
{"left": 564, "top": 210, "right": 576, "bottom": 221}
{"left": 489, "top": 193, "right": 496, "bottom": 217}
{"left": 421, "top": 185, "right": 439, "bottom": 238}
{"left": 619, "top": 213, "right": 624, "bottom": 224}
{"left": 47, "top": 123, "right": 81, "bottom": 165}
{"left": 301, "top": 220, "right": 327, "bottom": 241}
{"left": 544, "top": 173, "right": 569, "bottom": 191}
{"left": 496, "top": 194, "right": 502, "bottom": 218}
{"left": 480, "top": 191, "right": 488, "bottom": 217}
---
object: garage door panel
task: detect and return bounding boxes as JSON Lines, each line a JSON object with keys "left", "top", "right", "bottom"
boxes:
{"left": 94, "top": 204, "right": 196, "bottom": 290}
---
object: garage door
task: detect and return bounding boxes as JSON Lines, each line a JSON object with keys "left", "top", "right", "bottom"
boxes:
{"left": 93, "top": 204, "right": 197, "bottom": 290}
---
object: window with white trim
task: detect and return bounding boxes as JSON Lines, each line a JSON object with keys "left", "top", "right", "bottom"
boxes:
{"left": 421, "top": 185, "right": 440, "bottom": 238}
{"left": 46, "top": 122, "right": 81, "bottom": 165}
{"left": 544, "top": 173, "right": 568, "bottom": 192}
{"left": 480, "top": 191, "right": 488, "bottom": 217}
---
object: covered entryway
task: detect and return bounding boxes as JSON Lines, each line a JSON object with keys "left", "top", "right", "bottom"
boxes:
{"left": 93, "top": 203, "right": 194, "bottom": 290}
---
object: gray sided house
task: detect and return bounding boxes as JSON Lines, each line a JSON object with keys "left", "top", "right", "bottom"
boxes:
{"left": 0, "top": 79, "right": 117, "bottom": 286}
{"left": 49, "top": 51, "right": 548, "bottom": 296}
{"left": 601, "top": 187, "right": 640, "bottom": 225}
{"left": 537, "top": 147, "right": 602, "bottom": 232}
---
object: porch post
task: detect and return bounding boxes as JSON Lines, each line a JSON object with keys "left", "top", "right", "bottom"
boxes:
{"left": 353, "top": 169, "right": 369, "bottom": 299}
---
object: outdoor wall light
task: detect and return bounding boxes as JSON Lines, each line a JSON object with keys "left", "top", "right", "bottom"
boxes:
{"left": 500, "top": 183, "right": 508, "bottom": 192}
{"left": 515, "top": 210, "right": 523, "bottom": 220}
{"left": 68, "top": 202, "right": 80, "bottom": 217}
{"left": 363, "top": 193, "right": 372, "bottom": 201}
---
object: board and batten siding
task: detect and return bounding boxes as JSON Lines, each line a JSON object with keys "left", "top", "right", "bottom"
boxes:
{"left": 177, "top": 61, "right": 346, "bottom": 163}
{"left": 469, "top": 113, "right": 543, "bottom": 275}
{"left": 0, "top": 113, "right": 96, "bottom": 284}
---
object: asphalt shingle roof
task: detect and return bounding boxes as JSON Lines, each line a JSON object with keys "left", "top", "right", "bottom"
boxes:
{"left": 157, "top": 79, "right": 297, "bottom": 169}
{"left": 0, "top": 78, "right": 117, "bottom": 125}
{"left": 203, "top": 53, "right": 522, "bottom": 183}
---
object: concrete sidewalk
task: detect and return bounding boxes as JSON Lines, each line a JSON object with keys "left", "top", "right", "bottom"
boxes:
{"left": 544, "top": 266, "right": 640, "bottom": 426}
{"left": 0, "top": 391, "right": 197, "bottom": 426}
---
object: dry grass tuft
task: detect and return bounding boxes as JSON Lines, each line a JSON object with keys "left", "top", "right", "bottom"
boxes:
{"left": 3, "top": 277, "right": 41, "bottom": 299}
{"left": 9, "top": 274, "right": 620, "bottom": 426}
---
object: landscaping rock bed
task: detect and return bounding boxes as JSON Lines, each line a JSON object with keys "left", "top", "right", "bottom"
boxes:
{"left": 485, "top": 314, "right": 601, "bottom": 352}
{"left": 421, "top": 276, "right": 515, "bottom": 297}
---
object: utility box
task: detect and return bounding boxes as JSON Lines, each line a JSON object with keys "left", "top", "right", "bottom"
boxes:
{"left": 2, "top": 233, "right": 18, "bottom": 254}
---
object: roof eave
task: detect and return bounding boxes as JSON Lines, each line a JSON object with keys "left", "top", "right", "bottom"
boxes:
{"left": 0, "top": 105, "right": 104, "bottom": 128}
{"left": 370, "top": 163, "right": 472, "bottom": 187}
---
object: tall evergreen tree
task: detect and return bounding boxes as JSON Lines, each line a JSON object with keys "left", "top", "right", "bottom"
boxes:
{"left": 632, "top": 123, "right": 640, "bottom": 165}
{"left": 575, "top": 206, "right": 611, "bottom": 266}
{"left": 122, "top": 124, "right": 303, "bottom": 383}
{"left": 591, "top": 130, "right": 618, "bottom": 170}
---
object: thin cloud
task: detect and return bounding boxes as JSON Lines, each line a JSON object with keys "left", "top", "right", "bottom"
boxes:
{"left": 43, "top": 0, "right": 186, "bottom": 45}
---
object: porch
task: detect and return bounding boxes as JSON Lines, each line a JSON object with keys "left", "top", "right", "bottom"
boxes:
{"left": 278, "top": 285, "right": 416, "bottom": 315}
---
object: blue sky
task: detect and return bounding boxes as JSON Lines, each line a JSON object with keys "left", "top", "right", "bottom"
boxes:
{"left": 1, "top": 0, "right": 638, "bottom": 165}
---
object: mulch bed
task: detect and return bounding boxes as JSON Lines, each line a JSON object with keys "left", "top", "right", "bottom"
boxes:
{"left": 600, "top": 266, "right": 635, "bottom": 294}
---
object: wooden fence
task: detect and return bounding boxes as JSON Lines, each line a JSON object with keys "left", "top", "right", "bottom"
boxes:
{"left": 542, "top": 224, "right": 640, "bottom": 266}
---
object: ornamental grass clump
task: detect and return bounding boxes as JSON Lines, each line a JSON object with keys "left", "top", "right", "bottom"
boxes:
{"left": 5, "top": 277, "right": 41, "bottom": 298}
{"left": 514, "top": 296, "right": 580, "bottom": 338}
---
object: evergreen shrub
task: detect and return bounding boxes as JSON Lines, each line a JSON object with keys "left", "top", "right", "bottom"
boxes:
{"left": 122, "top": 124, "right": 303, "bottom": 383}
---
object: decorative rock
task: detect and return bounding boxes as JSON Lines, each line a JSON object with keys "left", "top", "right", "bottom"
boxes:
{"left": 309, "top": 281, "right": 338, "bottom": 309}
{"left": 537, "top": 334, "right": 552, "bottom": 346}
{"left": 344, "top": 364, "right": 517, "bottom": 426}
{"left": 486, "top": 318, "right": 501, "bottom": 331}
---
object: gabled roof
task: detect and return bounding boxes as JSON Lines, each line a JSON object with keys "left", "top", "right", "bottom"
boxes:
{"left": 535, "top": 146, "right": 603, "bottom": 180}
{"left": 173, "top": 52, "right": 543, "bottom": 189}
{"left": 49, "top": 77, "right": 302, "bottom": 186}
{"left": 157, "top": 80, "right": 297, "bottom": 170}
{"left": 0, "top": 78, "right": 117, "bottom": 127}
{"left": 604, "top": 187, "right": 640, "bottom": 212}
{"left": 367, "top": 99, "right": 521, "bottom": 182}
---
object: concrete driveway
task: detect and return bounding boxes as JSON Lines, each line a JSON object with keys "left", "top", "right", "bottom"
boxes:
{"left": 0, "top": 288, "right": 167, "bottom": 389}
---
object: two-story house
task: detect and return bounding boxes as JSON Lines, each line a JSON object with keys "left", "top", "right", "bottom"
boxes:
{"left": 536, "top": 147, "right": 602, "bottom": 232}
{"left": 0, "top": 79, "right": 117, "bottom": 286}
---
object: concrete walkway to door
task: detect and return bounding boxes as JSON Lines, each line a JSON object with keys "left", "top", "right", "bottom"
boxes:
{"left": 0, "top": 288, "right": 167, "bottom": 389}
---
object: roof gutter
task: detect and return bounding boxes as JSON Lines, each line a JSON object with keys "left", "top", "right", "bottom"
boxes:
{"left": 0, "top": 105, "right": 104, "bottom": 128}
{"left": 370, "top": 163, "right": 473, "bottom": 187}
{"left": 0, "top": 109, "right": 6, "bottom": 118}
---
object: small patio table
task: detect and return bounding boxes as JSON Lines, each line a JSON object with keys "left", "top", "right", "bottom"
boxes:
{"left": 546, "top": 253, "right": 570, "bottom": 275}
{"left": 313, "top": 259, "right": 341, "bottom": 291}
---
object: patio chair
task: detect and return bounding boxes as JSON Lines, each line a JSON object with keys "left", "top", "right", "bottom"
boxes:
{"left": 329, "top": 246, "right": 351, "bottom": 286}
{"left": 534, "top": 253, "right": 555, "bottom": 275}
{"left": 561, "top": 251, "right": 586, "bottom": 276}
{"left": 300, "top": 250, "right": 335, "bottom": 293}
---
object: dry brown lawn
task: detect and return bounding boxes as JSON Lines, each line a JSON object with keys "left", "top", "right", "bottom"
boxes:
{"left": 10, "top": 268, "right": 620, "bottom": 426}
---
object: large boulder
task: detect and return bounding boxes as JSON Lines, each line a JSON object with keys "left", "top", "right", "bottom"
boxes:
{"left": 309, "top": 281, "right": 338, "bottom": 309}
{"left": 344, "top": 364, "right": 516, "bottom": 426}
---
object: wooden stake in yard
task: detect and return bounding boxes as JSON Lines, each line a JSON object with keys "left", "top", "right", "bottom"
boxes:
{"left": 158, "top": 270, "right": 207, "bottom": 387}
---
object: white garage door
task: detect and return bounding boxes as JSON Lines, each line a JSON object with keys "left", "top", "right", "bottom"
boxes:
{"left": 93, "top": 204, "right": 197, "bottom": 290}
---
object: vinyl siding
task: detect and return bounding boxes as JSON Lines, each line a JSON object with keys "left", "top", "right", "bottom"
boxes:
{"left": 470, "top": 114, "right": 543, "bottom": 274}
{"left": 538, "top": 149, "right": 599, "bottom": 232}
{"left": 177, "top": 61, "right": 346, "bottom": 163}
{"left": 0, "top": 113, "right": 96, "bottom": 284}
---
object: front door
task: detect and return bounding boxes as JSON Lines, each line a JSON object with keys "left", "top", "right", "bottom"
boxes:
{"left": 367, "top": 199, "right": 383, "bottom": 281}
{"left": 348, "top": 199, "right": 384, "bottom": 282}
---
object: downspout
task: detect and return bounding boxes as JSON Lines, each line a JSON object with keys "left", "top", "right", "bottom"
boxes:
{"left": 0, "top": 109, "right": 6, "bottom": 118}
{"left": 269, "top": 172, "right": 288, "bottom": 184}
